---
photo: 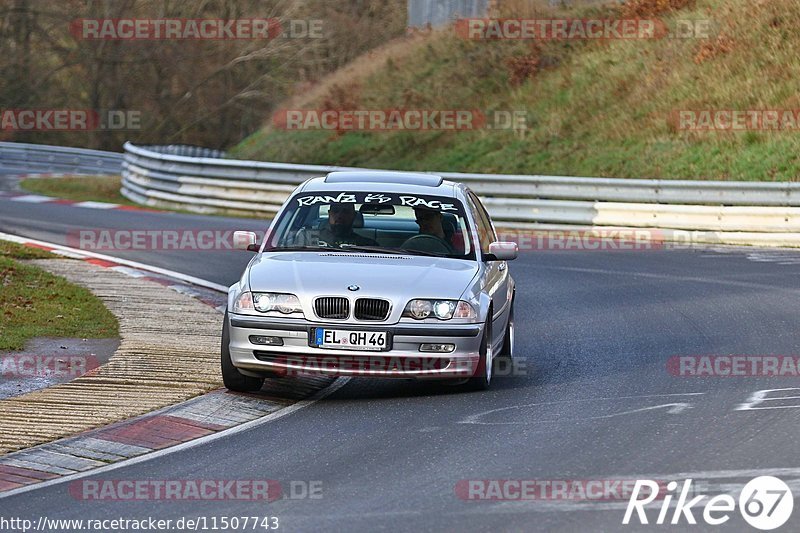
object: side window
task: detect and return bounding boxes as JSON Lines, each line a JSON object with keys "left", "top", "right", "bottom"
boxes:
{"left": 466, "top": 191, "right": 494, "bottom": 254}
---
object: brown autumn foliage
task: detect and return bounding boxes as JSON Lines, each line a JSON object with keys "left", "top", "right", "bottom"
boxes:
{"left": 505, "top": 46, "right": 542, "bottom": 86}
{"left": 0, "top": 0, "right": 405, "bottom": 150}
{"left": 694, "top": 33, "right": 735, "bottom": 64}
{"left": 319, "top": 81, "right": 363, "bottom": 136}
{"left": 620, "top": 0, "right": 695, "bottom": 18}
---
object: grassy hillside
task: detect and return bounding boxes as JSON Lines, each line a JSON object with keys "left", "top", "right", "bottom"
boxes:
{"left": 232, "top": 0, "right": 800, "bottom": 181}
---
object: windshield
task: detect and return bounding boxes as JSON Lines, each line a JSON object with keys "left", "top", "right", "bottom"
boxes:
{"left": 265, "top": 191, "right": 475, "bottom": 259}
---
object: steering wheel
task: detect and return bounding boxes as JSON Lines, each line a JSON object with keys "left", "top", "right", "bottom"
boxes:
{"left": 402, "top": 234, "right": 452, "bottom": 255}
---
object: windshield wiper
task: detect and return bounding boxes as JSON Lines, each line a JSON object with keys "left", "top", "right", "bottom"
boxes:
{"left": 338, "top": 244, "right": 409, "bottom": 255}
{"left": 340, "top": 244, "right": 449, "bottom": 258}
{"left": 399, "top": 249, "right": 450, "bottom": 257}
{"left": 263, "top": 245, "right": 336, "bottom": 253}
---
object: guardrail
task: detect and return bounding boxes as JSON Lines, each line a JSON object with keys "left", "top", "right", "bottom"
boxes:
{"left": 1, "top": 142, "right": 798, "bottom": 242}
{"left": 120, "top": 142, "right": 800, "bottom": 238}
{"left": 121, "top": 142, "right": 366, "bottom": 216}
{"left": 0, "top": 142, "right": 122, "bottom": 174}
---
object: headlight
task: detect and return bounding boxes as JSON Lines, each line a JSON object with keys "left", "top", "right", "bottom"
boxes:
{"left": 234, "top": 291, "right": 302, "bottom": 315}
{"left": 403, "top": 299, "right": 476, "bottom": 320}
{"left": 254, "top": 293, "right": 302, "bottom": 314}
{"left": 407, "top": 299, "right": 433, "bottom": 319}
{"left": 433, "top": 300, "right": 456, "bottom": 319}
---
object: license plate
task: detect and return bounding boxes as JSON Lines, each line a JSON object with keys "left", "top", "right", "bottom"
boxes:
{"left": 312, "top": 328, "right": 389, "bottom": 351}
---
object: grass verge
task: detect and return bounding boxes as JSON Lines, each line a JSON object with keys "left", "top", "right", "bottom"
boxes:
{"left": 0, "top": 241, "right": 119, "bottom": 350}
{"left": 19, "top": 175, "right": 134, "bottom": 205}
{"left": 18, "top": 175, "right": 255, "bottom": 218}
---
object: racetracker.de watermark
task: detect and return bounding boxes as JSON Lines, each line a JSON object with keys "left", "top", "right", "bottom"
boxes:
{"left": 272, "top": 109, "right": 528, "bottom": 132}
{"left": 668, "top": 355, "right": 800, "bottom": 377}
{"left": 259, "top": 354, "right": 527, "bottom": 378}
{"left": 495, "top": 229, "right": 667, "bottom": 252}
{"left": 67, "top": 228, "right": 690, "bottom": 252}
{"left": 673, "top": 109, "right": 800, "bottom": 131}
{"left": 70, "top": 18, "right": 323, "bottom": 40}
{"left": 67, "top": 229, "right": 262, "bottom": 251}
{"left": 455, "top": 18, "right": 713, "bottom": 40}
{"left": 0, "top": 355, "right": 100, "bottom": 379}
{"left": 0, "top": 109, "right": 141, "bottom": 131}
{"left": 456, "top": 479, "right": 674, "bottom": 501}
{"left": 68, "top": 479, "right": 322, "bottom": 501}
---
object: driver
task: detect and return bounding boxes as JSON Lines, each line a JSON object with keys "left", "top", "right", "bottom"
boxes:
{"left": 406, "top": 206, "right": 454, "bottom": 253}
{"left": 314, "top": 203, "right": 378, "bottom": 247}
{"left": 415, "top": 207, "right": 447, "bottom": 239}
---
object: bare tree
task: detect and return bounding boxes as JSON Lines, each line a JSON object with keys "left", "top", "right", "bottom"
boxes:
{"left": 0, "top": 0, "right": 406, "bottom": 149}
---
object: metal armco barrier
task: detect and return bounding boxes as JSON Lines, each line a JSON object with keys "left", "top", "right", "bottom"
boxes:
{"left": 0, "top": 142, "right": 122, "bottom": 174}
{"left": 121, "top": 142, "right": 366, "bottom": 216}
{"left": 1, "top": 142, "right": 798, "bottom": 244}
{"left": 120, "top": 142, "right": 800, "bottom": 240}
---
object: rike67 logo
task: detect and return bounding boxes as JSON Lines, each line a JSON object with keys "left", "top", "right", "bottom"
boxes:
{"left": 623, "top": 476, "right": 793, "bottom": 530}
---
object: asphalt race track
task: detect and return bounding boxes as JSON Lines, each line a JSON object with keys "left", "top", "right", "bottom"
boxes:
{"left": 3, "top": 183, "right": 800, "bottom": 531}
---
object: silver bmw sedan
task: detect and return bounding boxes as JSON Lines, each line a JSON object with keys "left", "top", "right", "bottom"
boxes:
{"left": 223, "top": 171, "right": 517, "bottom": 391}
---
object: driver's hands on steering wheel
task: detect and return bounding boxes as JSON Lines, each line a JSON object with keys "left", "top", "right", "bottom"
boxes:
{"left": 401, "top": 233, "right": 453, "bottom": 255}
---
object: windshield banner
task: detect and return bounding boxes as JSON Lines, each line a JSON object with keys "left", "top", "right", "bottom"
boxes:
{"left": 293, "top": 192, "right": 462, "bottom": 213}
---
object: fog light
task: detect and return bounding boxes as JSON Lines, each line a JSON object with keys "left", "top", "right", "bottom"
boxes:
{"left": 419, "top": 343, "right": 455, "bottom": 353}
{"left": 249, "top": 335, "right": 284, "bottom": 346}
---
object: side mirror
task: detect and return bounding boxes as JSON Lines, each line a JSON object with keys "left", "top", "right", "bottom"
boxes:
{"left": 488, "top": 241, "right": 518, "bottom": 261}
{"left": 233, "top": 231, "right": 259, "bottom": 252}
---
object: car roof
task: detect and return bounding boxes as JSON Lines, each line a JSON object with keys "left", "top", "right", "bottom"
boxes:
{"left": 298, "top": 171, "right": 461, "bottom": 198}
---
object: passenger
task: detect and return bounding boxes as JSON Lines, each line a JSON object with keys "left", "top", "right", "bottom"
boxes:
{"left": 307, "top": 203, "right": 378, "bottom": 247}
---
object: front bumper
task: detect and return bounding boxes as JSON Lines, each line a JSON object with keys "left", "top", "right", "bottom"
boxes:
{"left": 228, "top": 314, "right": 484, "bottom": 379}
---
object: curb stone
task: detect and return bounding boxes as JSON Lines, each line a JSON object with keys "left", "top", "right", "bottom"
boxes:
{"left": 0, "top": 238, "right": 336, "bottom": 494}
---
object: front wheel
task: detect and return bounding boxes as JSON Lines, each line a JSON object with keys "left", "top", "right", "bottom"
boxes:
{"left": 221, "top": 311, "right": 264, "bottom": 392}
{"left": 467, "top": 318, "right": 493, "bottom": 391}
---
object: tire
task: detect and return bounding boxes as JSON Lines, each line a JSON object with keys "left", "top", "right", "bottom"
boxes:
{"left": 221, "top": 311, "right": 264, "bottom": 392}
{"left": 497, "top": 297, "right": 514, "bottom": 361}
{"left": 467, "top": 318, "right": 493, "bottom": 391}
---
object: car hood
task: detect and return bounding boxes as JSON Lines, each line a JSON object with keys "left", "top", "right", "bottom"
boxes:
{"left": 248, "top": 251, "right": 479, "bottom": 313}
